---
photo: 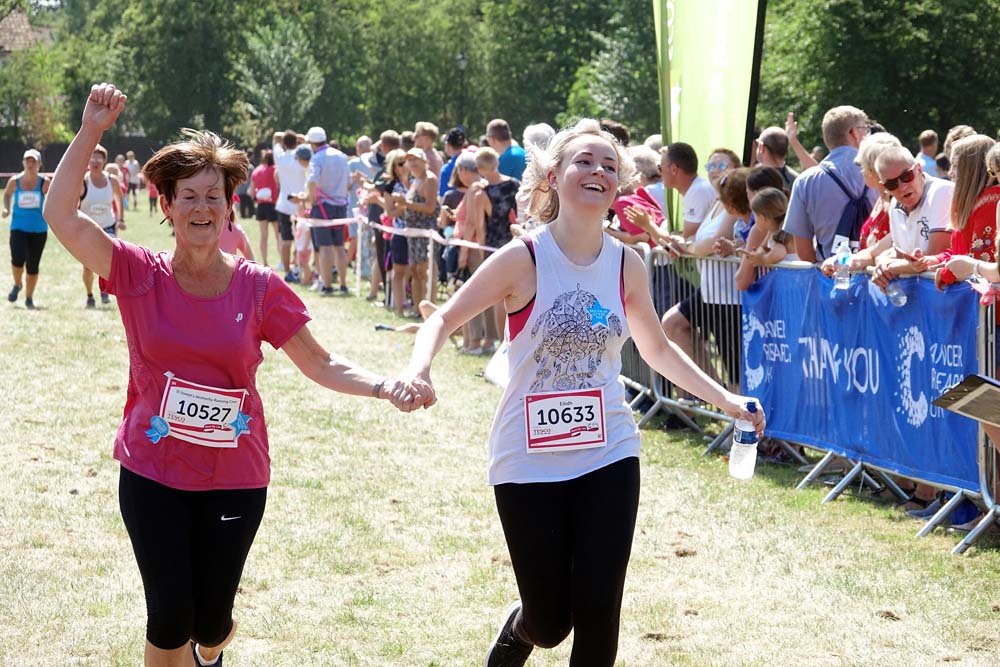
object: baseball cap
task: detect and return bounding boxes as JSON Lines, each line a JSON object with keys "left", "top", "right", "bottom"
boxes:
{"left": 405, "top": 147, "right": 427, "bottom": 162}
{"left": 294, "top": 145, "right": 314, "bottom": 162}
{"left": 306, "top": 126, "right": 327, "bottom": 143}
{"left": 23, "top": 149, "right": 41, "bottom": 162}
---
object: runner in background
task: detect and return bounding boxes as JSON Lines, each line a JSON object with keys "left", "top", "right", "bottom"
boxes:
{"left": 273, "top": 130, "right": 306, "bottom": 283}
{"left": 43, "top": 82, "right": 414, "bottom": 667}
{"left": 249, "top": 149, "right": 279, "bottom": 267}
{"left": 3, "top": 148, "right": 50, "bottom": 309}
{"left": 399, "top": 119, "right": 764, "bottom": 667}
{"left": 80, "top": 143, "right": 124, "bottom": 307}
{"left": 125, "top": 150, "right": 141, "bottom": 209}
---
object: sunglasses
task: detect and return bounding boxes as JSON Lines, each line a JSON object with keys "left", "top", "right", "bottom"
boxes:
{"left": 881, "top": 166, "right": 917, "bottom": 191}
{"left": 705, "top": 161, "right": 730, "bottom": 172}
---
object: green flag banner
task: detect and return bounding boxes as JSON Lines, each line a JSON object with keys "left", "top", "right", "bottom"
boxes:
{"left": 654, "top": 0, "right": 766, "bottom": 227}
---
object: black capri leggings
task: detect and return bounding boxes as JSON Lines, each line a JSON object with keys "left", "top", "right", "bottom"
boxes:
{"left": 494, "top": 456, "right": 640, "bottom": 667}
{"left": 9, "top": 230, "right": 47, "bottom": 274}
{"left": 118, "top": 467, "right": 267, "bottom": 650}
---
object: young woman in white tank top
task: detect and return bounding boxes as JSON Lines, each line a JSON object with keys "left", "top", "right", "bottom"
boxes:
{"left": 79, "top": 145, "right": 124, "bottom": 307}
{"left": 398, "top": 120, "right": 765, "bottom": 667}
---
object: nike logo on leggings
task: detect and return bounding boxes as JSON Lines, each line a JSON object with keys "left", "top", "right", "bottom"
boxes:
{"left": 220, "top": 515, "right": 242, "bottom": 521}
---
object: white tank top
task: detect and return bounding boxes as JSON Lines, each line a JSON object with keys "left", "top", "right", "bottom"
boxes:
{"left": 486, "top": 225, "right": 640, "bottom": 485}
{"left": 81, "top": 172, "right": 115, "bottom": 228}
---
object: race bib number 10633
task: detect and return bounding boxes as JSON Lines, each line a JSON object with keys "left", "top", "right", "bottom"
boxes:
{"left": 524, "top": 388, "right": 606, "bottom": 453}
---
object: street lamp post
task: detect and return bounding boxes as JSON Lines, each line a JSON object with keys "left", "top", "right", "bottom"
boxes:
{"left": 456, "top": 51, "right": 468, "bottom": 129}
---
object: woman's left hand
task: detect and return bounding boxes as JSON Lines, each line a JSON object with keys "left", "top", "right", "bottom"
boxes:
{"left": 82, "top": 82, "right": 127, "bottom": 133}
{"left": 944, "top": 255, "right": 976, "bottom": 281}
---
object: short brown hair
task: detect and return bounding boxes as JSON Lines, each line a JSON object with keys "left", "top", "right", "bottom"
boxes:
{"left": 380, "top": 130, "right": 401, "bottom": 151}
{"left": 93, "top": 144, "right": 108, "bottom": 161}
{"left": 282, "top": 130, "right": 298, "bottom": 150}
{"left": 400, "top": 131, "right": 415, "bottom": 150}
{"left": 486, "top": 119, "right": 512, "bottom": 142}
{"left": 821, "top": 105, "right": 869, "bottom": 149}
{"left": 718, "top": 167, "right": 750, "bottom": 216}
{"left": 918, "top": 130, "right": 938, "bottom": 148}
{"left": 141, "top": 129, "right": 249, "bottom": 204}
{"left": 414, "top": 121, "right": 439, "bottom": 139}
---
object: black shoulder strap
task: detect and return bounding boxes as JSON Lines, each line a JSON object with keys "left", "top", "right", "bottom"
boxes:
{"left": 521, "top": 236, "right": 536, "bottom": 266}
{"left": 819, "top": 163, "right": 863, "bottom": 200}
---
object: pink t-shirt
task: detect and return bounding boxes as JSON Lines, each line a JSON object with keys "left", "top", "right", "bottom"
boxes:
{"left": 251, "top": 164, "right": 277, "bottom": 203}
{"left": 100, "top": 239, "right": 310, "bottom": 491}
{"left": 219, "top": 220, "right": 252, "bottom": 257}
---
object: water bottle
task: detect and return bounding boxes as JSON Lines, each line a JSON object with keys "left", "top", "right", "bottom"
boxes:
{"left": 833, "top": 244, "right": 851, "bottom": 291}
{"left": 886, "top": 281, "right": 907, "bottom": 307}
{"left": 729, "top": 401, "right": 759, "bottom": 480}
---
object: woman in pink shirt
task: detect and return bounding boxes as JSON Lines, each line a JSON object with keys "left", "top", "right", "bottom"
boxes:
{"left": 43, "top": 83, "right": 414, "bottom": 667}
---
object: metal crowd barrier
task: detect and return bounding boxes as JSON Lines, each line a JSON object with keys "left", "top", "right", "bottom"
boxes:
{"left": 617, "top": 248, "right": 1000, "bottom": 554}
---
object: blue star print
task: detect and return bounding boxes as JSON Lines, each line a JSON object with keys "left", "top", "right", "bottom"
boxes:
{"left": 587, "top": 299, "right": 611, "bottom": 328}
{"left": 230, "top": 411, "right": 252, "bottom": 441}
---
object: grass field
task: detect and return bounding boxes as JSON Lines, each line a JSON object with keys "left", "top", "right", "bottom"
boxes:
{"left": 3, "top": 205, "right": 1000, "bottom": 666}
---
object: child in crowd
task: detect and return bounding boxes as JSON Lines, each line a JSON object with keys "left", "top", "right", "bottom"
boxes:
{"left": 147, "top": 179, "right": 158, "bottom": 214}
{"left": 735, "top": 188, "right": 796, "bottom": 290}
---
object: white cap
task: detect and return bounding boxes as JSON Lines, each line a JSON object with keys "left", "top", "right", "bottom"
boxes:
{"left": 405, "top": 147, "right": 427, "bottom": 162}
{"left": 306, "top": 126, "right": 327, "bottom": 144}
{"left": 22, "top": 149, "right": 41, "bottom": 162}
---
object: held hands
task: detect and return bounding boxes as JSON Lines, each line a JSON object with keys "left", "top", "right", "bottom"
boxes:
{"left": 723, "top": 393, "right": 767, "bottom": 436}
{"left": 381, "top": 373, "right": 437, "bottom": 412}
{"left": 82, "top": 83, "right": 127, "bottom": 133}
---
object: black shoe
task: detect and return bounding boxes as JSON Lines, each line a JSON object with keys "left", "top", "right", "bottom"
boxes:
{"left": 100, "top": 292, "right": 110, "bottom": 304}
{"left": 484, "top": 601, "right": 533, "bottom": 667}
{"left": 8, "top": 284, "right": 20, "bottom": 302}
{"left": 86, "top": 295, "right": 96, "bottom": 309}
{"left": 374, "top": 324, "right": 394, "bottom": 331}
{"left": 25, "top": 297, "right": 35, "bottom": 310}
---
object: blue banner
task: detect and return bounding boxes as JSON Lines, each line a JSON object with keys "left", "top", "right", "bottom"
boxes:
{"left": 742, "top": 269, "right": 980, "bottom": 491}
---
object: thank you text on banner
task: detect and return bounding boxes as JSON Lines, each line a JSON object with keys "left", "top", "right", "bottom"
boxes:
{"left": 742, "top": 269, "right": 980, "bottom": 491}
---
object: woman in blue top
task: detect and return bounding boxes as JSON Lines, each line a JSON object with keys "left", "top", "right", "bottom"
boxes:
{"left": 3, "top": 148, "right": 50, "bottom": 309}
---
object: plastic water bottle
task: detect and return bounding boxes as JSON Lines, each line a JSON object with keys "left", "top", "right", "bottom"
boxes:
{"left": 833, "top": 244, "right": 851, "bottom": 291}
{"left": 886, "top": 281, "right": 907, "bottom": 307}
{"left": 729, "top": 401, "right": 759, "bottom": 480}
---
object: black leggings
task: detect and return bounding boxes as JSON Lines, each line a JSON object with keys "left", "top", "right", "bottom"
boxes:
{"left": 9, "top": 229, "right": 47, "bottom": 274}
{"left": 118, "top": 467, "right": 267, "bottom": 650}
{"left": 494, "top": 456, "right": 640, "bottom": 667}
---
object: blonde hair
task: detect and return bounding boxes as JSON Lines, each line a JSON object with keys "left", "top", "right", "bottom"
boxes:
{"left": 950, "top": 134, "right": 996, "bottom": 231}
{"left": 142, "top": 129, "right": 249, "bottom": 204}
{"left": 943, "top": 125, "right": 976, "bottom": 157}
{"left": 521, "top": 118, "right": 636, "bottom": 224}
{"left": 855, "top": 133, "right": 902, "bottom": 177}
{"left": 384, "top": 148, "right": 408, "bottom": 181}
{"left": 414, "top": 121, "right": 439, "bottom": 139}
{"left": 628, "top": 145, "right": 660, "bottom": 181}
{"left": 821, "top": 105, "right": 869, "bottom": 149}
{"left": 474, "top": 146, "right": 499, "bottom": 171}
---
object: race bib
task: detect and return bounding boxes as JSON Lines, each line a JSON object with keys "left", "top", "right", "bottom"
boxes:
{"left": 145, "top": 373, "right": 251, "bottom": 448}
{"left": 525, "top": 388, "right": 606, "bottom": 453}
{"left": 256, "top": 187, "right": 273, "bottom": 202}
{"left": 17, "top": 191, "right": 41, "bottom": 209}
{"left": 89, "top": 203, "right": 112, "bottom": 217}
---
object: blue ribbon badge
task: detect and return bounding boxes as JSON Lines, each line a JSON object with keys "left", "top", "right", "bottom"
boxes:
{"left": 145, "top": 416, "right": 170, "bottom": 444}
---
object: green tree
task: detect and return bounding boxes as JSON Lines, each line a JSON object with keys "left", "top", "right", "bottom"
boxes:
{"left": 230, "top": 16, "right": 324, "bottom": 145}
{"left": 0, "top": 44, "right": 72, "bottom": 145}
{"left": 758, "top": 0, "right": 1000, "bottom": 159}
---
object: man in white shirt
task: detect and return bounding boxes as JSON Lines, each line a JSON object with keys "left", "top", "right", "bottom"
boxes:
{"left": 273, "top": 130, "right": 307, "bottom": 282}
{"left": 829, "top": 145, "right": 952, "bottom": 285}
{"left": 661, "top": 142, "right": 716, "bottom": 239}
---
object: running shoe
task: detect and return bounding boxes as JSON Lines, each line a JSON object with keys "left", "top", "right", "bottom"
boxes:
{"left": 284, "top": 271, "right": 300, "bottom": 284}
{"left": 906, "top": 498, "right": 942, "bottom": 519}
{"left": 192, "top": 642, "right": 223, "bottom": 666}
{"left": 484, "top": 601, "right": 532, "bottom": 667}
{"left": 100, "top": 292, "right": 110, "bottom": 304}
{"left": 374, "top": 324, "right": 394, "bottom": 332}
{"left": 320, "top": 286, "right": 335, "bottom": 297}
{"left": 86, "top": 295, "right": 96, "bottom": 309}
{"left": 25, "top": 297, "right": 35, "bottom": 310}
{"left": 339, "top": 285, "right": 351, "bottom": 295}
{"left": 7, "top": 284, "right": 20, "bottom": 302}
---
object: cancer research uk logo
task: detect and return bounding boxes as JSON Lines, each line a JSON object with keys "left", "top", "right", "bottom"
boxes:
{"left": 742, "top": 311, "right": 792, "bottom": 391}
{"left": 894, "top": 326, "right": 965, "bottom": 428}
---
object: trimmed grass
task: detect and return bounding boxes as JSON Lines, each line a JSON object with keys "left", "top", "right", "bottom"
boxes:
{"left": 2, "top": 207, "right": 1000, "bottom": 665}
